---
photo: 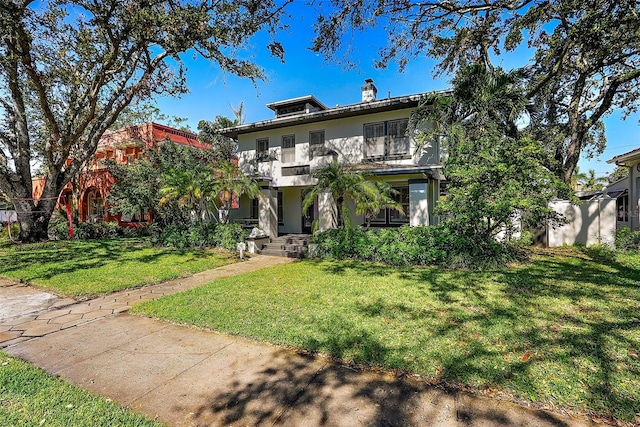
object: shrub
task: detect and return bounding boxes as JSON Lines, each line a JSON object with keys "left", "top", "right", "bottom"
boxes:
{"left": 73, "top": 222, "right": 120, "bottom": 240}
{"left": 154, "top": 222, "right": 246, "bottom": 250}
{"left": 615, "top": 226, "right": 640, "bottom": 251}
{"left": 311, "top": 225, "right": 522, "bottom": 269}
{"left": 210, "top": 222, "right": 246, "bottom": 251}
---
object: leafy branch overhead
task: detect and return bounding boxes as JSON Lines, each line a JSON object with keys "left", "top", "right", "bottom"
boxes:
{"left": 0, "top": 0, "right": 292, "bottom": 242}
{"left": 312, "top": 0, "right": 640, "bottom": 184}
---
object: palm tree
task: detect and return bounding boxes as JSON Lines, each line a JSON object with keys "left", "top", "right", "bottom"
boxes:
{"left": 354, "top": 181, "right": 404, "bottom": 229}
{"left": 578, "top": 169, "right": 608, "bottom": 192}
{"left": 159, "top": 165, "right": 213, "bottom": 224}
{"left": 302, "top": 162, "right": 367, "bottom": 229}
{"left": 211, "top": 161, "right": 261, "bottom": 224}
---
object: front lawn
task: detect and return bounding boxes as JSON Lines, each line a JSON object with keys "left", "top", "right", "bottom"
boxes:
{"left": 0, "top": 239, "right": 236, "bottom": 298}
{"left": 0, "top": 351, "right": 164, "bottom": 427}
{"left": 133, "top": 248, "right": 640, "bottom": 423}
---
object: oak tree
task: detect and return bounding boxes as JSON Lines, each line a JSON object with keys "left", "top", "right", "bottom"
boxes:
{"left": 311, "top": 0, "right": 640, "bottom": 185}
{"left": 0, "top": 0, "right": 291, "bottom": 241}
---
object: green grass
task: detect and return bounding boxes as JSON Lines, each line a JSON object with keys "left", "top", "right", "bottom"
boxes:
{"left": 0, "top": 351, "right": 164, "bottom": 427}
{"left": 133, "top": 247, "right": 640, "bottom": 423}
{"left": 0, "top": 238, "right": 236, "bottom": 298}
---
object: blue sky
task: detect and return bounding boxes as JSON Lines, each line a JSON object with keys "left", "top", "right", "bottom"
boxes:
{"left": 154, "top": 3, "right": 640, "bottom": 179}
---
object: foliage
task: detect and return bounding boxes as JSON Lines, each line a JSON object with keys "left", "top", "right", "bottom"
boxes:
{"left": 311, "top": 0, "right": 640, "bottom": 185}
{"left": 0, "top": 238, "right": 235, "bottom": 297}
{"left": 197, "top": 103, "right": 245, "bottom": 161}
{"left": 0, "top": 352, "right": 163, "bottom": 427}
{"left": 311, "top": 225, "right": 522, "bottom": 269}
{"left": 607, "top": 166, "right": 629, "bottom": 184}
{"left": 304, "top": 162, "right": 400, "bottom": 229}
{"left": 354, "top": 181, "right": 404, "bottom": 229}
{"left": 615, "top": 226, "right": 640, "bottom": 251}
{"left": 134, "top": 249, "right": 640, "bottom": 422}
{"left": 576, "top": 169, "right": 608, "bottom": 192}
{"left": 416, "top": 65, "right": 567, "bottom": 244}
{"left": 212, "top": 161, "right": 262, "bottom": 224}
{"left": 0, "top": 0, "right": 291, "bottom": 242}
{"left": 155, "top": 222, "right": 246, "bottom": 250}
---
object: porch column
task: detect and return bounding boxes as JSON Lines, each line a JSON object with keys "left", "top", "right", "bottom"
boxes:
{"left": 409, "top": 180, "right": 430, "bottom": 226}
{"left": 259, "top": 188, "right": 278, "bottom": 239}
{"left": 317, "top": 191, "right": 337, "bottom": 232}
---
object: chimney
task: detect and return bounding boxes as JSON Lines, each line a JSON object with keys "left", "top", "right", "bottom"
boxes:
{"left": 361, "top": 78, "right": 377, "bottom": 102}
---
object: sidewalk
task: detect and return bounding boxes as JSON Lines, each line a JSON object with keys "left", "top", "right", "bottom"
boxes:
{"left": 1, "top": 255, "right": 602, "bottom": 427}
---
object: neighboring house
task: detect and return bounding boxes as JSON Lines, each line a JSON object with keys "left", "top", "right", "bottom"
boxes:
{"left": 220, "top": 80, "right": 445, "bottom": 238}
{"left": 607, "top": 147, "right": 640, "bottom": 230}
{"left": 33, "top": 122, "right": 206, "bottom": 226}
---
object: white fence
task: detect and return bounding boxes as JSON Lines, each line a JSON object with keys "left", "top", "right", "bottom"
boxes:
{"left": 547, "top": 198, "right": 617, "bottom": 247}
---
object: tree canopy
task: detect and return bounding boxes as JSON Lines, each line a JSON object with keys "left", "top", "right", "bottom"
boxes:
{"left": 1, "top": 0, "right": 291, "bottom": 241}
{"left": 312, "top": 0, "right": 640, "bottom": 185}
{"left": 419, "top": 64, "right": 566, "bottom": 242}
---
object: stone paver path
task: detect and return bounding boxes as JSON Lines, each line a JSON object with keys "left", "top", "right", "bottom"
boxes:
{"left": 0, "top": 255, "right": 294, "bottom": 348}
{"left": 0, "top": 255, "right": 604, "bottom": 426}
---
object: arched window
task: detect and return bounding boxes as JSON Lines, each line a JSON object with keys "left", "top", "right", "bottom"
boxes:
{"left": 87, "top": 189, "right": 104, "bottom": 222}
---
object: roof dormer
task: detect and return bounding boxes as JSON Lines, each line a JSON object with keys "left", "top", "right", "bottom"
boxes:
{"left": 266, "top": 95, "right": 328, "bottom": 118}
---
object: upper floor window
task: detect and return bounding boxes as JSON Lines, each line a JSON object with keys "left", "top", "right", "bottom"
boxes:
{"left": 281, "top": 134, "right": 296, "bottom": 163}
{"left": 364, "top": 118, "right": 410, "bottom": 160}
{"left": 256, "top": 138, "right": 269, "bottom": 161}
{"left": 309, "top": 130, "right": 325, "bottom": 160}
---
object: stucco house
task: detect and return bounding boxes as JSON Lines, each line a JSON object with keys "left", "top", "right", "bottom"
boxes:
{"left": 608, "top": 147, "right": 640, "bottom": 230}
{"left": 220, "top": 80, "right": 445, "bottom": 240}
{"left": 32, "top": 122, "right": 207, "bottom": 226}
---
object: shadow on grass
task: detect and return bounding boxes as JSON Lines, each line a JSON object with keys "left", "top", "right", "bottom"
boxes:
{"left": 301, "top": 252, "right": 640, "bottom": 421}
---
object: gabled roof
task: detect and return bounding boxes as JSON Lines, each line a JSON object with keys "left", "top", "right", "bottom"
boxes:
{"left": 219, "top": 90, "right": 451, "bottom": 139}
{"left": 607, "top": 146, "right": 640, "bottom": 165}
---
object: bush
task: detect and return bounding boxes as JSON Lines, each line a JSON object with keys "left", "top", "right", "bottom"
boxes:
{"left": 210, "top": 222, "right": 246, "bottom": 251}
{"left": 74, "top": 221, "right": 121, "bottom": 240}
{"left": 154, "top": 222, "right": 246, "bottom": 250}
{"left": 311, "top": 225, "right": 522, "bottom": 269}
{"left": 615, "top": 226, "right": 640, "bottom": 251}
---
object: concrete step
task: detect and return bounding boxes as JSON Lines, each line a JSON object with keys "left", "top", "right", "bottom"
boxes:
{"left": 262, "top": 244, "right": 306, "bottom": 252}
{"left": 260, "top": 249, "right": 304, "bottom": 258}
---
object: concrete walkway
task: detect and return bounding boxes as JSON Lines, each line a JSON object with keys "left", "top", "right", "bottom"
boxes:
{"left": 1, "top": 255, "right": 602, "bottom": 427}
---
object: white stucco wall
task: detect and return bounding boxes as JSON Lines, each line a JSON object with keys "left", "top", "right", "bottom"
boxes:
{"left": 548, "top": 199, "right": 617, "bottom": 247}
{"left": 235, "top": 108, "right": 438, "bottom": 188}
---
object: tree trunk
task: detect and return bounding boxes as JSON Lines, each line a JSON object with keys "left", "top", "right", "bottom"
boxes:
{"left": 14, "top": 199, "right": 55, "bottom": 242}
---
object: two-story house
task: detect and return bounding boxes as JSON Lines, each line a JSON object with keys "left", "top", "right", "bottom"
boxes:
{"left": 220, "top": 80, "right": 445, "bottom": 239}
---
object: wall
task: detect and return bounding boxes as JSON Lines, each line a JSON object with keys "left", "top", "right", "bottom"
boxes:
{"left": 547, "top": 199, "right": 617, "bottom": 247}
{"left": 236, "top": 108, "right": 438, "bottom": 188}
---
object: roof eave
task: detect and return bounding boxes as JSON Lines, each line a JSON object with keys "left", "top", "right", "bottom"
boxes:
{"left": 219, "top": 90, "right": 450, "bottom": 139}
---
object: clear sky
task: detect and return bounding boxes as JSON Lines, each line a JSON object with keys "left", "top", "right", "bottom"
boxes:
{"left": 154, "top": 3, "right": 640, "bottom": 179}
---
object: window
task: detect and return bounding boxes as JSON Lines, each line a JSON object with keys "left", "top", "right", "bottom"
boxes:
{"left": 390, "top": 186, "right": 409, "bottom": 223}
{"left": 367, "top": 185, "right": 409, "bottom": 225}
{"left": 281, "top": 134, "right": 295, "bottom": 163}
{"left": 282, "top": 165, "right": 311, "bottom": 176}
{"left": 256, "top": 138, "right": 269, "bottom": 161}
{"left": 364, "top": 119, "right": 410, "bottom": 159}
{"left": 250, "top": 197, "right": 259, "bottom": 219}
{"left": 364, "top": 122, "right": 385, "bottom": 158}
{"left": 388, "top": 119, "right": 409, "bottom": 156}
{"left": 277, "top": 191, "right": 284, "bottom": 225}
{"left": 617, "top": 193, "right": 629, "bottom": 222}
{"left": 309, "top": 130, "right": 325, "bottom": 160}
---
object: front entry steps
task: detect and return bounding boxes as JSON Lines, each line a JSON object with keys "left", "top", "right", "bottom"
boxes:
{"left": 260, "top": 234, "right": 311, "bottom": 258}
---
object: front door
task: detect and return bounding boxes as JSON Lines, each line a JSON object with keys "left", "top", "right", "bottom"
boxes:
{"left": 301, "top": 190, "right": 316, "bottom": 233}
